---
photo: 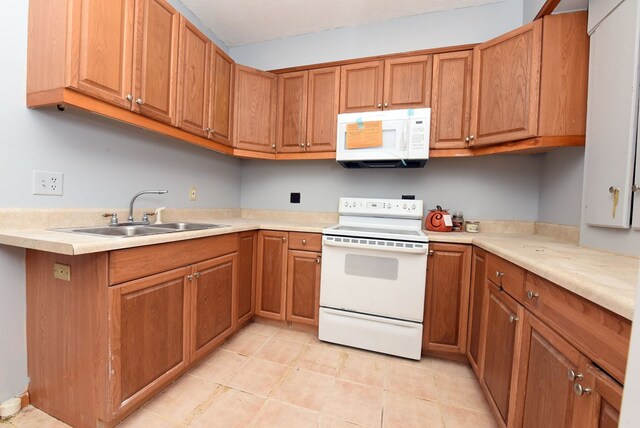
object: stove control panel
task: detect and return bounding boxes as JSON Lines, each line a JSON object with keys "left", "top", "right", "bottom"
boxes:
{"left": 338, "top": 197, "right": 423, "bottom": 218}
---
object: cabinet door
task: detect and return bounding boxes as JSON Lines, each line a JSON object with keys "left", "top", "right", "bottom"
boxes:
{"left": 286, "top": 250, "right": 321, "bottom": 326}
{"left": 383, "top": 55, "right": 432, "bottom": 110}
{"left": 585, "top": 365, "right": 623, "bottom": 428}
{"left": 256, "top": 230, "right": 288, "bottom": 320}
{"left": 234, "top": 65, "right": 277, "bottom": 152}
{"left": 480, "top": 282, "right": 524, "bottom": 426}
{"left": 237, "top": 231, "right": 257, "bottom": 326}
{"left": 583, "top": 0, "right": 640, "bottom": 228}
{"left": 469, "top": 20, "right": 542, "bottom": 146}
{"left": 467, "top": 246, "right": 487, "bottom": 376}
{"left": 191, "top": 253, "right": 237, "bottom": 361}
{"left": 422, "top": 243, "right": 471, "bottom": 355}
{"left": 132, "top": 0, "right": 179, "bottom": 124}
{"left": 70, "top": 0, "right": 135, "bottom": 109}
{"left": 306, "top": 67, "right": 340, "bottom": 152}
{"left": 513, "top": 311, "right": 591, "bottom": 428}
{"left": 109, "top": 266, "right": 190, "bottom": 414}
{"left": 176, "top": 16, "right": 210, "bottom": 137}
{"left": 430, "top": 51, "right": 473, "bottom": 149}
{"left": 276, "top": 71, "right": 308, "bottom": 153}
{"left": 339, "top": 61, "right": 384, "bottom": 113}
{"left": 208, "top": 48, "right": 234, "bottom": 145}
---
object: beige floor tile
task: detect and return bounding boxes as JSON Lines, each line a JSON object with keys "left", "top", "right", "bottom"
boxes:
{"left": 272, "top": 367, "right": 335, "bottom": 411}
{"left": 222, "top": 330, "right": 270, "bottom": 356}
{"left": 338, "top": 353, "right": 386, "bottom": 387}
{"left": 424, "top": 357, "right": 476, "bottom": 379}
{"left": 272, "top": 328, "right": 315, "bottom": 344}
{"left": 254, "top": 338, "right": 305, "bottom": 365}
{"left": 117, "top": 409, "right": 181, "bottom": 427}
{"left": 440, "top": 405, "right": 499, "bottom": 428}
{"left": 189, "top": 349, "right": 248, "bottom": 383}
{"left": 318, "top": 415, "right": 363, "bottom": 428}
{"left": 190, "top": 387, "right": 265, "bottom": 428}
{"left": 251, "top": 400, "right": 318, "bottom": 428}
{"left": 384, "top": 362, "right": 438, "bottom": 401}
{"left": 241, "top": 321, "right": 280, "bottom": 337}
{"left": 224, "top": 358, "right": 288, "bottom": 396}
{"left": 322, "top": 380, "right": 383, "bottom": 428}
{"left": 295, "top": 345, "right": 346, "bottom": 377}
{"left": 433, "top": 374, "right": 492, "bottom": 414}
{"left": 382, "top": 391, "right": 443, "bottom": 428}
{"left": 7, "top": 406, "right": 69, "bottom": 428}
{"left": 143, "top": 374, "right": 219, "bottom": 423}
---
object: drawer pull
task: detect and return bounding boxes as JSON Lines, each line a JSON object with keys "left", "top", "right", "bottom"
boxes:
{"left": 496, "top": 271, "right": 504, "bottom": 278}
{"left": 302, "top": 239, "right": 307, "bottom": 245}
{"left": 573, "top": 383, "right": 591, "bottom": 397}
{"left": 508, "top": 314, "right": 519, "bottom": 323}
{"left": 187, "top": 274, "right": 193, "bottom": 281}
{"left": 194, "top": 272, "right": 200, "bottom": 278}
{"left": 567, "top": 369, "right": 583, "bottom": 382}
{"left": 526, "top": 290, "right": 539, "bottom": 300}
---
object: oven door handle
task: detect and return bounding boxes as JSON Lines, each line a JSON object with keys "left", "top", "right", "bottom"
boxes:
{"left": 322, "top": 238, "right": 428, "bottom": 254}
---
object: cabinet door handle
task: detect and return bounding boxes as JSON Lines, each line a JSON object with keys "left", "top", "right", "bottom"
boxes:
{"left": 187, "top": 274, "right": 193, "bottom": 281}
{"left": 194, "top": 272, "right": 200, "bottom": 278}
{"left": 632, "top": 184, "right": 639, "bottom": 193}
{"left": 465, "top": 136, "right": 470, "bottom": 142}
{"left": 205, "top": 127, "right": 211, "bottom": 133}
{"left": 496, "top": 271, "right": 504, "bottom": 278}
{"left": 567, "top": 369, "right": 584, "bottom": 382}
{"left": 299, "top": 143, "right": 305, "bottom": 147}
{"left": 272, "top": 144, "right": 276, "bottom": 149}
{"left": 508, "top": 314, "right": 519, "bottom": 323}
{"left": 302, "top": 239, "right": 306, "bottom": 245}
{"left": 377, "top": 103, "right": 382, "bottom": 109}
{"left": 428, "top": 250, "right": 434, "bottom": 255}
{"left": 384, "top": 102, "right": 388, "bottom": 107}
{"left": 126, "top": 94, "right": 133, "bottom": 101}
{"left": 135, "top": 98, "right": 144, "bottom": 105}
{"left": 316, "top": 257, "right": 321, "bottom": 264}
{"left": 282, "top": 237, "right": 287, "bottom": 242}
{"left": 573, "top": 383, "right": 592, "bottom": 397}
{"left": 306, "top": 142, "right": 310, "bottom": 147}
{"left": 526, "top": 290, "right": 539, "bottom": 300}
{"left": 469, "top": 135, "right": 475, "bottom": 140}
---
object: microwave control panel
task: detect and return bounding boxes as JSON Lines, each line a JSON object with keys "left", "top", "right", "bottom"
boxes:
{"left": 339, "top": 197, "right": 423, "bottom": 218}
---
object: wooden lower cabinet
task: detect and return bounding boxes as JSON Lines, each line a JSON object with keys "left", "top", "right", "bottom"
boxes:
{"left": 237, "top": 231, "right": 257, "bottom": 326}
{"left": 109, "top": 267, "right": 191, "bottom": 414}
{"left": 190, "top": 253, "right": 237, "bottom": 362}
{"left": 256, "top": 230, "right": 289, "bottom": 319}
{"left": 467, "top": 247, "right": 487, "bottom": 375}
{"left": 422, "top": 243, "right": 471, "bottom": 356}
{"left": 480, "top": 281, "right": 524, "bottom": 426}
{"left": 587, "top": 365, "right": 623, "bottom": 428}
{"left": 286, "top": 250, "right": 321, "bottom": 325}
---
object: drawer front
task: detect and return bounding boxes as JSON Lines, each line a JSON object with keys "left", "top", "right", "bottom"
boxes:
{"left": 523, "top": 273, "right": 631, "bottom": 384}
{"left": 486, "top": 253, "right": 525, "bottom": 302}
{"left": 288, "top": 232, "right": 322, "bottom": 252}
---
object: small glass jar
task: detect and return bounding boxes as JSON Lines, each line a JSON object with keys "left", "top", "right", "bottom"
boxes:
{"left": 465, "top": 220, "right": 480, "bottom": 233}
{"left": 452, "top": 211, "right": 464, "bottom": 232}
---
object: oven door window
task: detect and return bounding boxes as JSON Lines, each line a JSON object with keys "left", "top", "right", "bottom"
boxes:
{"left": 344, "top": 253, "right": 399, "bottom": 281}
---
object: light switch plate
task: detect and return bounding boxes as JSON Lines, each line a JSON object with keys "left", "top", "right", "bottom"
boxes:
{"left": 33, "top": 170, "right": 64, "bottom": 196}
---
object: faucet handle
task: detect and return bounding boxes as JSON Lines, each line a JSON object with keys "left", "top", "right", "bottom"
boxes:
{"left": 103, "top": 213, "right": 119, "bottom": 226}
{"left": 142, "top": 212, "right": 156, "bottom": 223}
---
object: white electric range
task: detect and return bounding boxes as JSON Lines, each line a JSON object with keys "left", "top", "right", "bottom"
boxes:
{"left": 319, "top": 197, "right": 429, "bottom": 360}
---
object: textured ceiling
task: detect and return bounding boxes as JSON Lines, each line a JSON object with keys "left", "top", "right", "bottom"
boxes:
{"left": 180, "top": 0, "right": 509, "bottom": 47}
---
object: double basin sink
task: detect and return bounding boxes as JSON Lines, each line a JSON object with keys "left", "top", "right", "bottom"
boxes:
{"left": 59, "top": 222, "right": 229, "bottom": 238}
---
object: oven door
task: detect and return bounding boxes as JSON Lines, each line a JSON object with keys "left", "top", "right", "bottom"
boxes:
{"left": 319, "top": 235, "right": 428, "bottom": 322}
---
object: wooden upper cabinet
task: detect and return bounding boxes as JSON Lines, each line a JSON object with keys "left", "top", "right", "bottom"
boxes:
{"left": 132, "top": 0, "right": 179, "bottom": 124}
{"left": 286, "top": 250, "right": 321, "bottom": 325}
{"left": 70, "top": 0, "right": 135, "bottom": 109}
{"left": 256, "top": 230, "right": 288, "bottom": 319}
{"left": 467, "top": 246, "right": 487, "bottom": 376}
{"left": 431, "top": 51, "right": 473, "bottom": 149}
{"left": 513, "top": 312, "right": 592, "bottom": 428}
{"left": 470, "top": 20, "right": 542, "bottom": 147}
{"left": 176, "top": 16, "right": 211, "bottom": 137}
{"left": 340, "top": 60, "right": 384, "bottom": 113}
{"left": 307, "top": 67, "right": 340, "bottom": 152}
{"left": 383, "top": 55, "right": 432, "bottom": 110}
{"left": 422, "top": 243, "right": 471, "bottom": 355}
{"left": 208, "top": 48, "right": 234, "bottom": 145}
{"left": 234, "top": 65, "right": 277, "bottom": 152}
{"left": 190, "top": 253, "right": 237, "bottom": 362}
{"left": 277, "top": 71, "right": 309, "bottom": 153}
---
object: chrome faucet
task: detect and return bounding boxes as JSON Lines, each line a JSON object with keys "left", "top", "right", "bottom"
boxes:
{"left": 128, "top": 190, "right": 168, "bottom": 223}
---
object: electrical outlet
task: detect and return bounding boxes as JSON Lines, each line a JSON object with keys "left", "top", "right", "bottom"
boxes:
{"left": 33, "top": 170, "right": 64, "bottom": 196}
{"left": 189, "top": 186, "right": 197, "bottom": 201}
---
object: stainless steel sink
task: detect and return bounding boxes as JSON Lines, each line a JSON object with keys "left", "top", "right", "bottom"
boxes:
{"left": 55, "top": 222, "right": 230, "bottom": 238}
{"left": 150, "top": 222, "right": 229, "bottom": 231}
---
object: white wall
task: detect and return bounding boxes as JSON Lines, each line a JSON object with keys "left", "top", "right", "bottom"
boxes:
{"left": 538, "top": 148, "right": 585, "bottom": 226}
{"left": 171, "top": 0, "right": 229, "bottom": 52}
{"left": 241, "top": 156, "right": 543, "bottom": 220}
{"left": 523, "top": 0, "right": 547, "bottom": 22}
{"left": 0, "top": 0, "right": 241, "bottom": 402}
{"left": 230, "top": 0, "right": 524, "bottom": 70}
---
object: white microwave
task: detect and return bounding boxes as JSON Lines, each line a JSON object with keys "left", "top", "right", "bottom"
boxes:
{"left": 336, "top": 108, "right": 430, "bottom": 168}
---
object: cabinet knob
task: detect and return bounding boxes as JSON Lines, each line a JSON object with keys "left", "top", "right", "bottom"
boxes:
{"left": 272, "top": 144, "right": 276, "bottom": 149}
{"left": 496, "top": 271, "right": 504, "bottom": 278}
{"left": 573, "top": 383, "right": 592, "bottom": 397}
{"left": 300, "top": 143, "right": 305, "bottom": 147}
{"left": 384, "top": 102, "right": 388, "bottom": 107}
{"left": 306, "top": 142, "right": 310, "bottom": 147}
{"left": 508, "top": 314, "right": 519, "bottom": 323}
{"left": 126, "top": 94, "right": 133, "bottom": 101}
{"left": 282, "top": 237, "right": 287, "bottom": 242}
{"left": 632, "top": 184, "right": 639, "bottom": 193}
{"left": 469, "top": 135, "right": 475, "bottom": 140}
{"left": 187, "top": 274, "right": 193, "bottom": 281}
{"left": 567, "top": 369, "right": 584, "bottom": 382}
{"left": 428, "top": 250, "right": 434, "bottom": 256}
{"left": 194, "top": 272, "right": 200, "bottom": 278}
{"left": 377, "top": 103, "right": 382, "bottom": 109}
{"left": 316, "top": 257, "right": 321, "bottom": 264}
{"left": 205, "top": 127, "right": 211, "bottom": 133}
{"left": 302, "top": 239, "right": 306, "bottom": 245}
{"left": 526, "top": 290, "right": 539, "bottom": 300}
{"left": 135, "top": 98, "right": 144, "bottom": 105}
{"left": 465, "top": 136, "right": 470, "bottom": 143}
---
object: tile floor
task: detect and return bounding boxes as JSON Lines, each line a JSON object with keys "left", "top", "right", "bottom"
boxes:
{"left": 1, "top": 321, "right": 498, "bottom": 428}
